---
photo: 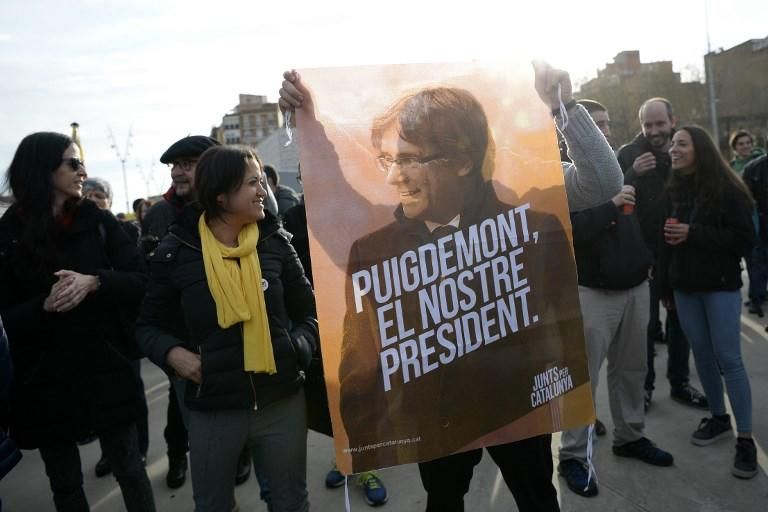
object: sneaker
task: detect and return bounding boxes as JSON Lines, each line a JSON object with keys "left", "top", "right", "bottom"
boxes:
{"left": 613, "top": 437, "right": 673, "bottom": 466}
{"left": 94, "top": 455, "right": 111, "bottom": 478}
{"left": 691, "top": 415, "right": 733, "bottom": 446}
{"left": 325, "top": 463, "right": 345, "bottom": 488}
{"left": 732, "top": 439, "right": 758, "bottom": 479}
{"left": 357, "top": 472, "right": 388, "bottom": 506}
{"left": 557, "top": 459, "right": 598, "bottom": 497}
{"left": 671, "top": 385, "right": 709, "bottom": 410}
{"left": 595, "top": 419, "right": 607, "bottom": 437}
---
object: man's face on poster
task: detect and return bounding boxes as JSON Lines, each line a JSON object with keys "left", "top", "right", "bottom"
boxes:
{"left": 377, "top": 126, "right": 470, "bottom": 224}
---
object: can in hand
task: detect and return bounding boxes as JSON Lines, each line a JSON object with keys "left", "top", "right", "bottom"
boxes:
{"left": 665, "top": 217, "right": 679, "bottom": 243}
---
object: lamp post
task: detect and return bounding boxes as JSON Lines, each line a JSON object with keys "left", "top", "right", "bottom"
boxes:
{"left": 108, "top": 126, "right": 133, "bottom": 213}
{"left": 704, "top": 0, "right": 719, "bottom": 146}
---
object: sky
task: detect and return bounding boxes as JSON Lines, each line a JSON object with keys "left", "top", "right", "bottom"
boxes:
{"left": 1, "top": 0, "right": 765, "bottom": 213}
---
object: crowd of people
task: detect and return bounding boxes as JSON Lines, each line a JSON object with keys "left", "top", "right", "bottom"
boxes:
{"left": 0, "top": 61, "right": 763, "bottom": 512}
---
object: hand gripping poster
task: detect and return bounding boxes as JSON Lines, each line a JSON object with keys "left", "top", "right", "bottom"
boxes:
{"left": 295, "top": 62, "right": 594, "bottom": 474}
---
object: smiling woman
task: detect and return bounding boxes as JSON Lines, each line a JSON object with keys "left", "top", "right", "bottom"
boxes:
{"left": 0, "top": 132, "right": 156, "bottom": 510}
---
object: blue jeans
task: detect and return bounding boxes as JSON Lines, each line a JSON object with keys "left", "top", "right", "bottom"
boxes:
{"left": 746, "top": 240, "right": 768, "bottom": 306}
{"left": 674, "top": 290, "right": 753, "bottom": 433}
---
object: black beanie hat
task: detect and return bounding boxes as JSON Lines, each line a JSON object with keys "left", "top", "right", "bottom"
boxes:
{"left": 160, "top": 135, "right": 221, "bottom": 164}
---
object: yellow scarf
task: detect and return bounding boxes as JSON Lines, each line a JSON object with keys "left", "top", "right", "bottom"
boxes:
{"left": 198, "top": 215, "right": 275, "bottom": 374}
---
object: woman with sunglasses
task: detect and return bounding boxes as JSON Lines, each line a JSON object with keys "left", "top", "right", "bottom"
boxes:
{"left": 0, "top": 132, "right": 156, "bottom": 511}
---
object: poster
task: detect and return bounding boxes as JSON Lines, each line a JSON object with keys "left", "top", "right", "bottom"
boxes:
{"left": 296, "top": 62, "right": 594, "bottom": 474}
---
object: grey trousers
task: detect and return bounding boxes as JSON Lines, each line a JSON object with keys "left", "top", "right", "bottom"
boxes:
{"left": 188, "top": 389, "right": 309, "bottom": 512}
{"left": 559, "top": 283, "right": 648, "bottom": 463}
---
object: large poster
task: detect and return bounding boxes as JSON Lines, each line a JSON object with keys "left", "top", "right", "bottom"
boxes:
{"left": 296, "top": 62, "right": 593, "bottom": 474}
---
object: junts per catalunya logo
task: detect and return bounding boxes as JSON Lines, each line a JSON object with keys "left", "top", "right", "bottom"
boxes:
{"left": 531, "top": 366, "right": 574, "bottom": 407}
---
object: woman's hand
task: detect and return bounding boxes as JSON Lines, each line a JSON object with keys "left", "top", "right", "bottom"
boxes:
{"left": 43, "top": 270, "right": 100, "bottom": 312}
{"left": 664, "top": 222, "right": 690, "bottom": 245}
{"left": 166, "top": 346, "right": 202, "bottom": 384}
{"left": 43, "top": 274, "right": 75, "bottom": 312}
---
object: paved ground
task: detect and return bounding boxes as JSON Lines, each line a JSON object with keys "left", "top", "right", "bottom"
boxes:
{"left": 2, "top": 291, "right": 767, "bottom": 511}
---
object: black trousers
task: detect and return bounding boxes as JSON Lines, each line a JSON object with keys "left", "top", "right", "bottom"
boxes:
{"left": 645, "top": 308, "right": 691, "bottom": 394}
{"left": 39, "top": 424, "right": 155, "bottom": 512}
{"left": 164, "top": 376, "right": 189, "bottom": 460}
{"left": 418, "top": 434, "right": 559, "bottom": 512}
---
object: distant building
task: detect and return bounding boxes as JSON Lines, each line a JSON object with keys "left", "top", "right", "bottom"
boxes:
{"left": 577, "top": 51, "right": 709, "bottom": 148}
{"left": 212, "top": 94, "right": 283, "bottom": 147}
{"left": 256, "top": 129, "right": 301, "bottom": 193}
{"left": 706, "top": 36, "right": 768, "bottom": 150}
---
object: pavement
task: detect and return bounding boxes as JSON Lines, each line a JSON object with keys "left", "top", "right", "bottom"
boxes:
{"left": 2, "top": 291, "right": 767, "bottom": 511}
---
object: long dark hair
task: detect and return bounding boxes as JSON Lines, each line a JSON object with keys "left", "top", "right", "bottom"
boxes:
{"left": 4, "top": 132, "right": 76, "bottom": 274}
{"left": 666, "top": 125, "right": 753, "bottom": 213}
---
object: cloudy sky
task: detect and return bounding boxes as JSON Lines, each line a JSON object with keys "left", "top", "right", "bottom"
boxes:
{"left": 1, "top": 0, "right": 765, "bottom": 212}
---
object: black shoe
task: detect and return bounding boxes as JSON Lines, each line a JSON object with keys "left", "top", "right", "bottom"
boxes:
{"left": 671, "top": 385, "right": 709, "bottom": 410}
{"left": 94, "top": 455, "right": 111, "bottom": 478}
{"left": 733, "top": 439, "right": 758, "bottom": 479}
{"left": 166, "top": 456, "right": 188, "bottom": 489}
{"left": 691, "top": 415, "right": 732, "bottom": 446}
{"left": 558, "top": 459, "right": 598, "bottom": 497}
{"left": 613, "top": 437, "right": 674, "bottom": 466}
{"left": 748, "top": 304, "right": 764, "bottom": 317}
{"left": 595, "top": 419, "right": 607, "bottom": 437}
{"left": 235, "top": 446, "right": 252, "bottom": 486}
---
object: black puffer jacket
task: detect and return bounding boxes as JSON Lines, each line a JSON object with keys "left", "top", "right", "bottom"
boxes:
{"left": 0, "top": 200, "right": 146, "bottom": 449}
{"left": 136, "top": 205, "right": 318, "bottom": 411}
{"left": 656, "top": 176, "right": 754, "bottom": 297}
{"left": 618, "top": 132, "right": 673, "bottom": 256}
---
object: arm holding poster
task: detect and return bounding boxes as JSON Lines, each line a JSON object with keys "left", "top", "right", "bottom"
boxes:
{"left": 532, "top": 62, "right": 623, "bottom": 212}
{"left": 285, "top": 62, "right": 597, "bottom": 474}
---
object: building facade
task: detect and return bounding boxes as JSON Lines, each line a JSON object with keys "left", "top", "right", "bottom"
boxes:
{"left": 212, "top": 94, "right": 283, "bottom": 147}
{"left": 706, "top": 37, "right": 768, "bottom": 151}
{"left": 577, "top": 51, "right": 709, "bottom": 148}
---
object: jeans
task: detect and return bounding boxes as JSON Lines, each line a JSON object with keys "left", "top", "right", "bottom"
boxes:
{"left": 418, "top": 434, "right": 559, "bottom": 512}
{"left": 674, "top": 290, "right": 753, "bottom": 433}
{"left": 746, "top": 240, "right": 768, "bottom": 306}
{"left": 38, "top": 423, "right": 155, "bottom": 512}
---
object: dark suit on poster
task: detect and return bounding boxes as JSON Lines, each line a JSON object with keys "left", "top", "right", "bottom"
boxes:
{"left": 339, "top": 182, "right": 586, "bottom": 471}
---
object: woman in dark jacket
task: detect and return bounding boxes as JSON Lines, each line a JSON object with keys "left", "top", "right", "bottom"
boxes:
{"left": 137, "top": 145, "right": 317, "bottom": 512}
{"left": 657, "top": 125, "right": 757, "bottom": 480}
{"left": 0, "top": 132, "right": 155, "bottom": 511}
